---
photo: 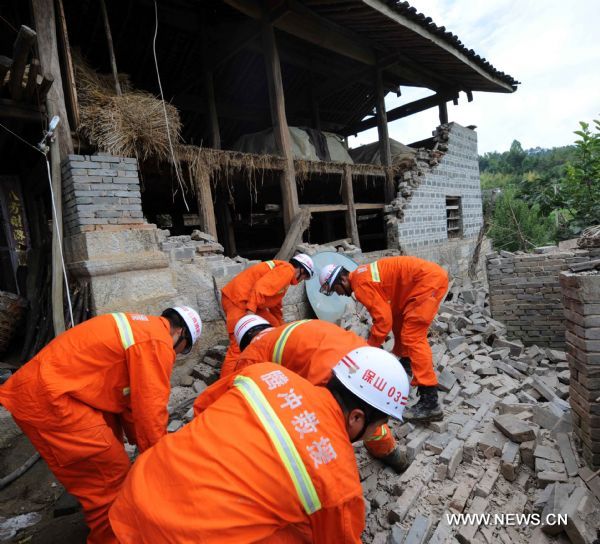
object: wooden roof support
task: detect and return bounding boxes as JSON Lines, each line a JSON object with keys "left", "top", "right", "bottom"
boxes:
{"left": 438, "top": 101, "right": 449, "bottom": 124}
{"left": 342, "top": 165, "right": 360, "bottom": 247}
{"left": 191, "top": 166, "right": 218, "bottom": 241}
{"left": 375, "top": 67, "right": 394, "bottom": 203}
{"left": 56, "top": 0, "right": 80, "bottom": 128}
{"left": 261, "top": 18, "right": 299, "bottom": 229}
{"left": 31, "top": 0, "right": 73, "bottom": 159}
{"left": 9, "top": 26, "right": 36, "bottom": 102}
{"left": 100, "top": 0, "right": 122, "bottom": 96}
{"left": 343, "top": 91, "right": 459, "bottom": 135}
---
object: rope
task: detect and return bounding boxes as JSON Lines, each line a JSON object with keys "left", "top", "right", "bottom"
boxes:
{"left": 152, "top": 0, "right": 190, "bottom": 211}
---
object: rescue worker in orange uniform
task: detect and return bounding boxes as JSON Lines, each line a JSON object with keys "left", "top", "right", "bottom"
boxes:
{"left": 109, "top": 348, "right": 409, "bottom": 543}
{"left": 319, "top": 256, "right": 449, "bottom": 422}
{"left": 220, "top": 253, "right": 314, "bottom": 375}
{"left": 229, "top": 315, "right": 407, "bottom": 472}
{"left": 0, "top": 306, "right": 202, "bottom": 544}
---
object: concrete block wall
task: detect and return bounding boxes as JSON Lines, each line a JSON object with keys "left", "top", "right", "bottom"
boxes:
{"left": 396, "top": 123, "right": 483, "bottom": 251}
{"left": 487, "top": 248, "right": 600, "bottom": 347}
{"left": 560, "top": 270, "right": 600, "bottom": 468}
{"left": 62, "top": 154, "right": 145, "bottom": 234}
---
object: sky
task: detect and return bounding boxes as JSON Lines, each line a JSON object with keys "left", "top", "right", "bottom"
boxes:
{"left": 348, "top": 0, "right": 600, "bottom": 154}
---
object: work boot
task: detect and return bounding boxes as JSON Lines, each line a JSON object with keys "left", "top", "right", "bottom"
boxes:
{"left": 378, "top": 447, "right": 408, "bottom": 474}
{"left": 399, "top": 357, "right": 412, "bottom": 378}
{"left": 403, "top": 385, "right": 443, "bottom": 422}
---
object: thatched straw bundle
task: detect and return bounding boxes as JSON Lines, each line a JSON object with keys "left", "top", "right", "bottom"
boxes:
{"left": 74, "top": 53, "right": 181, "bottom": 162}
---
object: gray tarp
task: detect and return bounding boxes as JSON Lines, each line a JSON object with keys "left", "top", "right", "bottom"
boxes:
{"left": 349, "top": 139, "right": 416, "bottom": 165}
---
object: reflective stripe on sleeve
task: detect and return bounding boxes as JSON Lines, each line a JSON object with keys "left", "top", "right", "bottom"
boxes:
{"left": 365, "top": 424, "right": 388, "bottom": 442}
{"left": 111, "top": 312, "right": 135, "bottom": 350}
{"left": 369, "top": 261, "right": 381, "bottom": 283}
{"left": 234, "top": 375, "right": 321, "bottom": 515}
{"left": 272, "top": 320, "right": 312, "bottom": 364}
{"left": 265, "top": 260, "right": 276, "bottom": 270}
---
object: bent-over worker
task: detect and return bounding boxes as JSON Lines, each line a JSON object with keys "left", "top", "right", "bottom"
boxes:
{"left": 220, "top": 253, "right": 314, "bottom": 375}
{"left": 230, "top": 315, "right": 407, "bottom": 472}
{"left": 319, "top": 256, "right": 448, "bottom": 422}
{"left": 109, "top": 348, "right": 409, "bottom": 543}
{"left": 0, "top": 306, "right": 202, "bottom": 544}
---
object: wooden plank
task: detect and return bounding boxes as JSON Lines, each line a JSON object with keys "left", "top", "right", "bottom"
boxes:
{"left": 300, "top": 203, "right": 384, "bottom": 213}
{"left": 342, "top": 165, "right": 360, "bottom": 247}
{"left": 100, "top": 0, "right": 122, "bottom": 95}
{"left": 0, "top": 98, "right": 44, "bottom": 122}
{"left": 8, "top": 26, "right": 37, "bottom": 101}
{"left": 275, "top": 208, "right": 311, "bottom": 261}
{"left": 37, "top": 74, "right": 54, "bottom": 101}
{"left": 261, "top": 20, "right": 299, "bottom": 229}
{"left": 56, "top": 0, "right": 80, "bottom": 128}
{"left": 438, "top": 101, "right": 449, "bottom": 124}
{"left": 31, "top": 0, "right": 73, "bottom": 158}
{"left": 24, "top": 58, "right": 40, "bottom": 101}
{"left": 375, "top": 67, "right": 394, "bottom": 203}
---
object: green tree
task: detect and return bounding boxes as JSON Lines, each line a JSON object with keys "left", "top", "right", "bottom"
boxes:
{"left": 487, "top": 187, "right": 557, "bottom": 252}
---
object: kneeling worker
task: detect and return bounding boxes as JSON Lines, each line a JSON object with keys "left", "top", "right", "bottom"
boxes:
{"left": 109, "top": 348, "right": 408, "bottom": 543}
{"left": 319, "top": 256, "right": 448, "bottom": 422}
{"left": 0, "top": 306, "right": 201, "bottom": 544}
{"left": 230, "top": 315, "right": 408, "bottom": 472}
{"left": 220, "top": 253, "right": 314, "bottom": 375}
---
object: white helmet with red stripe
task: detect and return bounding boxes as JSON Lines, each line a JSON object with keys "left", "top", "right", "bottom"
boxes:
{"left": 171, "top": 306, "right": 202, "bottom": 353}
{"left": 290, "top": 253, "right": 315, "bottom": 278}
{"left": 332, "top": 347, "right": 410, "bottom": 420}
{"left": 234, "top": 314, "right": 271, "bottom": 346}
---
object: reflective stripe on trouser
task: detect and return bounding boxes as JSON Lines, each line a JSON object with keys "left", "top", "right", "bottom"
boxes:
{"left": 13, "top": 412, "right": 130, "bottom": 544}
{"left": 265, "top": 260, "right": 276, "bottom": 270}
{"left": 271, "top": 320, "right": 311, "bottom": 363}
{"left": 369, "top": 262, "right": 381, "bottom": 283}
{"left": 363, "top": 423, "right": 396, "bottom": 458}
{"left": 233, "top": 375, "right": 321, "bottom": 515}
{"left": 111, "top": 313, "right": 135, "bottom": 349}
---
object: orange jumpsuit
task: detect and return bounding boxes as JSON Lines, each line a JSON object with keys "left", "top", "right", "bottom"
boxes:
{"left": 109, "top": 362, "right": 365, "bottom": 543}
{"left": 231, "top": 319, "right": 397, "bottom": 458}
{"left": 220, "top": 259, "right": 297, "bottom": 375}
{"left": 0, "top": 313, "right": 176, "bottom": 544}
{"left": 350, "top": 256, "right": 449, "bottom": 387}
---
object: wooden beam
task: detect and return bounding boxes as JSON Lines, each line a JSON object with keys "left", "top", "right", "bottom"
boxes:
{"left": 300, "top": 203, "right": 384, "bottom": 213}
{"left": 191, "top": 166, "right": 218, "bottom": 240}
{"left": 438, "top": 101, "right": 448, "bottom": 124}
{"left": 31, "top": 0, "right": 73, "bottom": 158}
{"left": 9, "top": 26, "right": 37, "bottom": 102}
{"left": 0, "top": 98, "right": 44, "bottom": 122}
{"left": 375, "top": 67, "right": 394, "bottom": 203}
{"left": 56, "top": 0, "right": 80, "bottom": 128}
{"left": 342, "top": 165, "right": 360, "bottom": 247}
{"left": 24, "top": 58, "right": 40, "bottom": 101}
{"left": 275, "top": 208, "right": 311, "bottom": 260}
{"left": 361, "top": 0, "right": 515, "bottom": 92}
{"left": 343, "top": 91, "right": 458, "bottom": 135}
{"left": 100, "top": 0, "right": 122, "bottom": 96}
{"left": 261, "top": 19, "right": 299, "bottom": 229}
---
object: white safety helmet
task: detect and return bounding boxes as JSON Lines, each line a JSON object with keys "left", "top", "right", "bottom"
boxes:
{"left": 332, "top": 346, "right": 410, "bottom": 420}
{"left": 290, "top": 253, "right": 315, "bottom": 278}
{"left": 171, "top": 306, "right": 202, "bottom": 354}
{"left": 234, "top": 314, "right": 271, "bottom": 347}
{"left": 319, "top": 264, "right": 344, "bottom": 295}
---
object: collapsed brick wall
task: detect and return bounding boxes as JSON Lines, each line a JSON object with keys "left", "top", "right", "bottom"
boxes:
{"left": 560, "top": 270, "right": 600, "bottom": 468}
{"left": 487, "top": 248, "right": 600, "bottom": 347}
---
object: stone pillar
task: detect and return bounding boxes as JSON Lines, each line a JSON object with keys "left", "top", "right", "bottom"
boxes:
{"left": 560, "top": 270, "right": 600, "bottom": 468}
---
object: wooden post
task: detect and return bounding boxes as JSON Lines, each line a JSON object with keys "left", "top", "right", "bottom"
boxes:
{"left": 56, "top": 0, "right": 80, "bottom": 128}
{"left": 375, "top": 67, "right": 394, "bottom": 203}
{"left": 261, "top": 20, "right": 299, "bottom": 229}
{"left": 100, "top": 0, "right": 122, "bottom": 96}
{"left": 191, "top": 165, "right": 218, "bottom": 240}
{"left": 8, "top": 25, "right": 36, "bottom": 102}
{"left": 342, "top": 164, "right": 360, "bottom": 247}
{"left": 438, "top": 101, "right": 449, "bottom": 124}
{"left": 47, "top": 100, "right": 65, "bottom": 335}
{"left": 31, "top": 0, "right": 73, "bottom": 159}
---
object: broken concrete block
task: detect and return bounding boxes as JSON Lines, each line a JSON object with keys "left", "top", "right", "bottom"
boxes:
{"left": 492, "top": 338, "right": 523, "bottom": 356}
{"left": 407, "top": 430, "right": 431, "bottom": 462}
{"left": 532, "top": 403, "right": 563, "bottom": 430}
{"left": 537, "top": 471, "right": 568, "bottom": 487}
{"left": 437, "top": 368, "right": 457, "bottom": 392}
{"left": 372, "top": 490, "right": 391, "bottom": 509}
{"left": 555, "top": 432, "right": 579, "bottom": 477}
{"left": 500, "top": 441, "right": 520, "bottom": 482}
{"left": 535, "top": 457, "right": 566, "bottom": 474}
{"left": 456, "top": 496, "right": 489, "bottom": 543}
{"left": 446, "top": 335, "right": 467, "bottom": 351}
{"left": 534, "top": 444, "right": 562, "bottom": 463}
{"left": 493, "top": 414, "right": 536, "bottom": 443}
{"left": 403, "top": 514, "right": 432, "bottom": 544}
{"left": 424, "top": 432, "right": 452, "bottom": 455}
{"left": 387, "top": 481, "right": 424, "bottom": 523}
{"left": 386, "top": 524, "right": 406, "bottom": 544}
{"left": 449, "top": 478, "right": 477, "bottom": 513}
{"left": 439, "top": 438, "right": 464, "bottom": 479}
{"left": 474, "top": 462, "right": 500, "bottom": 498}
{"left": 520, "top": 440, "right": 537, "bottom": 469}
{"left": 494, "top": 360, "right": 526, "bottom": 380}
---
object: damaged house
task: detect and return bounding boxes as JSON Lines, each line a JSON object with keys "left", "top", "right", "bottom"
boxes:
{"left": 0, "top": 0, "right": 518, "bottom": 360}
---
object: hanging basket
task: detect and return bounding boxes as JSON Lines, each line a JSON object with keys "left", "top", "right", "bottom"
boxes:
{"left": 578, "top": 225, "right": 600, "bottom": 248}
{"left": 0, "top": 291, "right": 27, "bottom": 355}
